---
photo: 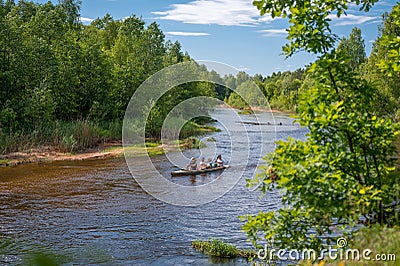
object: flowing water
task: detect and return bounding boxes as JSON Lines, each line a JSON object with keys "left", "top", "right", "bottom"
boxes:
{"left": 0, "top": 108, "right": 307, "bottom": 265}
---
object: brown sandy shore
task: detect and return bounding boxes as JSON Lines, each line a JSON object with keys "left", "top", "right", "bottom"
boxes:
{"left": 0, "top": 141, "right": 124, "bottom": 167}
{"left": 0, "top": 139, "right": 196, "bottom": 167}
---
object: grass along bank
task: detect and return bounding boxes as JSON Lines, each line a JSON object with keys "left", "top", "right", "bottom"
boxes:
{"left": 0, "top": 120, "right": 122, "bottom": 155}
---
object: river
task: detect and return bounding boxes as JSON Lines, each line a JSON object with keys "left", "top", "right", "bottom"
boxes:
{"left": 0, "top": 108, "right": 307, "bottom": 265}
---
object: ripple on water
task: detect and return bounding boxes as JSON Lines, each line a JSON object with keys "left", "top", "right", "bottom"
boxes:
{"left": 0, "top": 109, "right": 304, "bottom": 265}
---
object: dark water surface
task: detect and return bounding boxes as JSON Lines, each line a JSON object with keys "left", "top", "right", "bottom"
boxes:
{"left": 0, "top": 109, "right": 307, "bottom": 265}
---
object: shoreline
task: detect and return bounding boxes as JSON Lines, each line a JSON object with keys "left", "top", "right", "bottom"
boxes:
{"left": 0, "top": 112, "right": 221, "bottom": 168}
{"left": 0, "top": 137, "right": 205, "bottom": 167}
{"left": 0, "top": 141, "right": 124, "bottom": 167}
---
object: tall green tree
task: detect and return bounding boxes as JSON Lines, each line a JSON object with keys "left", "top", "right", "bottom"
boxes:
{"left": 363, "top": 6, "right": 400, "bottom": 120}
{"left": 59, "top": 0, "right": 81, "bottom": 28}
{"left": 337, "top": 27, "right": 366, "bottom": 70}
{"left": 223, "top": 74, "right": 236, "bottom": 100}
{"left": 164, "top": 40, "right": 184, "bottom": 66}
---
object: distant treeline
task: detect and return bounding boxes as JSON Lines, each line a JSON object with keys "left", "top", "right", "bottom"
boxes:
{"left": 225, "top": 23, "right": 400, "bottom": 119}
{"left": 223, "top": 69, "right": 304, "bottom": 111}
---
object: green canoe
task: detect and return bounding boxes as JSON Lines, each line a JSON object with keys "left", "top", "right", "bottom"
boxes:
{"left": 171, "top": 165, "right": 229, "bottom": 176}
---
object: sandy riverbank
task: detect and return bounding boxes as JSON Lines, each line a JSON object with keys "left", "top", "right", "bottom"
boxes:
{"left": 0, "top": 141, "right": 124, "bottom": 167}
{"left": 0, "top": 138, "right": 201, "bottom": 167}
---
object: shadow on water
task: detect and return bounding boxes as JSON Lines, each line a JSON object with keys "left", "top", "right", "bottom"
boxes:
{"left": 0, "top": 108, "right": 306, "bottom": 265}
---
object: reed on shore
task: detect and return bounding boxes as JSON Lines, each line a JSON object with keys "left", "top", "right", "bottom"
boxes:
{"left": 0, "top": 119, "right": 122, "bottom": 155}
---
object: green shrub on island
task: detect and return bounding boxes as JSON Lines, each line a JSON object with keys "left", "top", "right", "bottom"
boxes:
{"left": 191, "top": 239, "right": 256, "bottom": 259}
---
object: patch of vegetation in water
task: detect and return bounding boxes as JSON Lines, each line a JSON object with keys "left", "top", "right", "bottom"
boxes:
{"left": 179, "top": 116, "right": 221, "bottom": 139}
{"left": 180, "top": 138, "right": 206, "bottom": 149}
{"left": 0, "top": 159, "right": 10, "bottom": 165}
{"left": 23, "top": 252, "right": 64, "bottom": 266}
{"left": 192, "top": 239, "right": 257, "bottom": 259}
{"left": 196, "top": 124, "right": 221, "bottom": 133}
{"left": 238, "top": 109, "right": 255, "bottom": 115}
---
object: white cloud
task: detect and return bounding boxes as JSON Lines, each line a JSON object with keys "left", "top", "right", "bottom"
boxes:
{"left": 80, "top": 17, "right": 94, "bottom": 23}
{"left": 166, "top": 31, "right": 210, "bottom": 36}
{"left": 238, "top": 66, "right": 250, "bottom": 72}
{"left": 258, "top": 29, "right": 287, "bottom": 37}
{"left": 374, "top": 1, "right": 394, "bottom": 7}
{"left": 152, "top": 0, "right": 274, "bottom": 26}
{"left": 328, "top": 13, "right": 376, "bottom": 26}
{"left": 365, "top": 20, "right": 381, "bottom": 25}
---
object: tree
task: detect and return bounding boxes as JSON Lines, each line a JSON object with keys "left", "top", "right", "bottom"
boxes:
{"left": 244, "top": 0, "right": 400, "bottom": 253}
{"left": 59, "top": 0, "right": 81, "bottom": 28}
{"left": 144, "top": 63, "right": 217, "bottom": 138}
{"left": 226, "top": 80, "right": 266, "bottom": 108}
{"left": 258, "top": 69, "right": 304, "bottom": 111}
{"left": 377, "top": 5, "right": 400, "bottom": 77}
{"left": 164, "top": 40, "right": 184, "bottom": 66}
{"left": 253, "top": 0, "right": 377, "bottom": 56}
{"left": 363, "top": 5, "right": 400, "bottom": 120}
{"left": 209, "top": 70, "right": 226, "bottom": 100}
{"left": 337, "top": 27, "right": 366, "bottom": 70}
{"left": 223, "top": 74, "right": 236, "bottom": 99}
{"left": 91, "top": 14, "right": 120, "bottom": 51}
{"left": 236, "top": 71, "right": 250, "bottom": 86}
{"left": 140, "top": 22, "right": 166, "bottom": 75}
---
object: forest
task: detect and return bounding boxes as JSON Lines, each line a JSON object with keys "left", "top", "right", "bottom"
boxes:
{"left": 0, "top": 0, "right": 220, "bottom": 153}
{"left": 0, "top": 0, "right": 399, "bottom": 157}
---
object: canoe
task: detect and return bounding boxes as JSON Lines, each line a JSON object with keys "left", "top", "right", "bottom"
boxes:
{"left": 171, "top": 165, "right": 229, "bottom": 176}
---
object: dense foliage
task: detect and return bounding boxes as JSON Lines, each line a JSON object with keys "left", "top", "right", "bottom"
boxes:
{"left": 0, "top": 0, "right": 220, "bottom": 153}
{"left": 362, "top": 6, "right": 400, "bottom": 120}
{"left": 243, "top": 0, "right": 400, "bottom": 254}
{"left": 224, "top": 69, "right": 304, "bottom": 111}
{"left": 0, "top": 0, "right": 190, "bottom": 126}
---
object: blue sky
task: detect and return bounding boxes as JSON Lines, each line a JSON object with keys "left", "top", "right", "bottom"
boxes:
{"left": 41, "top": 0, "right": 397, "bottom": 76}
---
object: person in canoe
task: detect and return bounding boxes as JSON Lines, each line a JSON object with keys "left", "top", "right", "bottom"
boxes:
{"left": 186, "top": 157, "right": 197, "bottom": 170}
{"left": 206, "top": 158, "right": 213, "bottom": 168}
{"left": 267, "top": 165, "right": 278, "bottom": 181}
{"left": 198, "top": 157, "right": 207, "bottom": 170}
{"left": 216, "top": 155, "right": 224, "bottom": 167}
